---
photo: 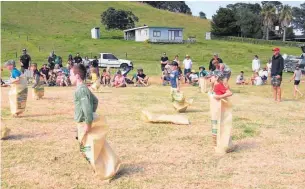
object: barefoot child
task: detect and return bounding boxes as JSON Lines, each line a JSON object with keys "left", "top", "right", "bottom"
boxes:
{"left": 5, "top": 60, "right": 28, "bottom": 117}
{"left": 290, "top": 65, "right": 303, "bottom": 99}
{"left": 69, "top": 64, "right": 120, "bottom": 180}
{"left": 31, "top": 63, "right": 45, "bottom": 100}
{"left": 209, "top": 71, "right": 234, "bottom": 154}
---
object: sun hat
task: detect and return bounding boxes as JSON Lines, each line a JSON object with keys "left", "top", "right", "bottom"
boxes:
{"left": 4, "top": 60, "right": 15, "bottom": 67}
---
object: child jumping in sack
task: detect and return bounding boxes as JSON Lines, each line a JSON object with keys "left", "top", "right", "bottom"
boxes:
{"left": 69, "top": 64, "right": 120, "bottom": 180}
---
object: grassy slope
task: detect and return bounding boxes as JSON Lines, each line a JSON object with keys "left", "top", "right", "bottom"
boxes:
{"left": 1, "top": 1, "right": 302, "bottom": 78}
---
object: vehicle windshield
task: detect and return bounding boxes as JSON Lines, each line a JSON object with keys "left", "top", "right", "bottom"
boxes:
{"left": 103, "top": 54, "right": 118, "bottom": 60}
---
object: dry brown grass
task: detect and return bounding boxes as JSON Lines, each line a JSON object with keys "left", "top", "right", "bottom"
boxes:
{"left": 1, "top": 76, "right": 305, "bottom": 189}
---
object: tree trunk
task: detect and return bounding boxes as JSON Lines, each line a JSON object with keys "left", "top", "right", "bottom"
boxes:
{"left": 266, "top": 27, "right": 269, "bottom": 40}
{"left": 283, "top": 27, "right": 286, "bottom": 42}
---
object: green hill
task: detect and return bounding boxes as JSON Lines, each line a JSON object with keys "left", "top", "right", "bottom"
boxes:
{"left": 1, "top": 1, "right": 301, "bottom": 77}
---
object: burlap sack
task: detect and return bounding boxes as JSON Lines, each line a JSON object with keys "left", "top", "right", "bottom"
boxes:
{"left": 208, "top": 93, "right": 233, "bottom": 154}
{"left": 199, "top": 78, "right": 209, "bottom": 93}
{"left": 142, "top": 110, "right": 189, "bottom": 125}
{"left": 77, "top": 114, "right": 121, "bottom": 180}
{"left": 8, "top": 76, "right": 28, "bottom": 116}
{"left": 170, "top": 88, "right": 193, "bottom": 113}
{"left": 32, "top": 84, "right": 44, "bottom": 100}
{"left": 1, "top": 127, "right": 11, "bottom": 140}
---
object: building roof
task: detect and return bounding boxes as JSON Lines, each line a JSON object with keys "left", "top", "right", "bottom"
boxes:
{"left": 123, "top": 26, "right": 183, "bottom": 32}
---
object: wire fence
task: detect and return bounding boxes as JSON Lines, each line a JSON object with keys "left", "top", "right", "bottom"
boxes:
{"left": 212, "top": 35, "right": 305, "bottom": 47}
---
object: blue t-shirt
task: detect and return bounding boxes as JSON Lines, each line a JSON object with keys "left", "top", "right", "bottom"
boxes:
{"left": 170, "top": 70, "right": 179, "bottom": 88}
{"left": 11, "top": 68, "right": 21, "bottom": 79}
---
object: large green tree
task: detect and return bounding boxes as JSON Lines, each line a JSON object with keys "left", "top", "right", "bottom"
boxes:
{"left": 211, "top": 8, "right": 239, "bottom": 36}
{"left": 280, "top": 5, "right": 293, "bottom": 41}
{"left": 101, "top": 7, "right": 139, "bottom": 30}
{"left": 261, "top": 4, "right": 276, "bottom": 40}
{"left": 292, "top": 3, "right": 305, "bottom": 34}
{"left": 235, "top": 8, "right": 263, "bottom": 38}
{"left": 141, "top": 1, "right": 192, "bottom": 15}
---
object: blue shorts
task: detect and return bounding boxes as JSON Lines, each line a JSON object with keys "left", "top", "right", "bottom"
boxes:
{"left": 184, "top": 69, "right": 191, "bottom": 75}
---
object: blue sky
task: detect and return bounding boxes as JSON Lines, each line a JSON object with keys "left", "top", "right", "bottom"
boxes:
{"left": 185, "top": 1, "right": 304, "bottom": 35}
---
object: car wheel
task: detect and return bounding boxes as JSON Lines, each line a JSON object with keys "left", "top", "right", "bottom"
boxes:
{"left": 120, "top": 63, "right": 128, "bottom": 70}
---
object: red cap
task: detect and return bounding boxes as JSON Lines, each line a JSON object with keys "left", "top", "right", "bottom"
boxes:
{"left": 272, "top": 47, "right": 280, "bottom": 51}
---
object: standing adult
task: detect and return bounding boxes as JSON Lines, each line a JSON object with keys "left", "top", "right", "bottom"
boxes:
{"left": 160, "top": 52, "right": 169, "bottom": 72}
{"left": 19, "top": 48, "right": 31, "bottom": 74}
{"left": 67, "top": 54, "right": 74, "bottom": 67}
{"left": 209, "top": 53, "right": 223, "bottom": 71}
{"left": 183, "top": 54, "right": 192, "bottom": 83}
{"left": 252, "top": 55, "right": 261, "bottom": 72}
{"left": 74, "top": 53, "right": 83, "bottom": 64}
{"left": 271, "top": 47, "right": 284, "bottom": 102}
{"left": 48, "top": 51, "right": 56, "bottom": 69}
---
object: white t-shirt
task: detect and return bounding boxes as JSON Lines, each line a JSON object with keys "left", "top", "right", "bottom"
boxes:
{"left": 254, "top": 76, "right": 263, "bottom": 86}
{"left": 267, "top": 63, "right": 272, "bottom": 72}
{"left": 236, "top": 75, "right": 244, "bottom": 83}
{"left": 252, "top": 59, "right": 261, "bottom": 71}
{"left": 183, "top": 59, "right": 192, "bottom": 69}
{"left": 258, "top": 70, "right": 268, "bottom": 78}
{"left": 189, "top": 73, "right": 198, "bottom": 80}
{"left": 294, "top": 69, "right": 302, "bottom": 81}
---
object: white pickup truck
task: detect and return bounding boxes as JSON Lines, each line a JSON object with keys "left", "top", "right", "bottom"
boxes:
{"left": 89, "top": 53, "right": 133, "bottom": 70}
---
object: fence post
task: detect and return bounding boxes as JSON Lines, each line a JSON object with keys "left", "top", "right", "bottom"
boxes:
{"left": 11, "top": 31, "right": 12, "bottom": 35}
{"left": 91, "top": 53, "right": 92, "bottom": 58}
{"left": 38, "top": 46, "right": 40, "bottom": 52}
{"left": 27, "top": 36, "right": 28, "bottom": 41}
{"left": 125, "top": 52, "right": 127, "bottom": 59}
{"left": 16, "top": 52, "right": 17, "bottom": 58}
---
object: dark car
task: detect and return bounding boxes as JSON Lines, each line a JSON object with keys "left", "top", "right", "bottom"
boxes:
{"left": 283, "top": 45, "right": 305, "bottom": 74}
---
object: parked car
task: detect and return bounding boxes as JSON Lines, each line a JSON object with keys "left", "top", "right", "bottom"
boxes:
{"left": 89, "top": 53, "right": 133, "bottom": 70}
{"left": 283, "top": 45, "right": 305, "bottom": 74}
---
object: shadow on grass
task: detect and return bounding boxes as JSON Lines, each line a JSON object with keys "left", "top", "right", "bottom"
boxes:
{"left": 184, "top": 109, "right": 203, "bottom": 113}
{"left": 2, "top": 134, "right": 34, "bottom": 140}
{"left": 234, "top": 140, "right": 257, "bottom": 152}
{"left": 112, "top": 164, "right": 144, "bottom": 180}
{"left": 17, "top": 112, "right": 70, "bottom": 118}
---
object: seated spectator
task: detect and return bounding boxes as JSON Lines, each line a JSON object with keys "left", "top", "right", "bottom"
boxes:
{"left": 189, "top": 70, "right": 199, "bottom": 84}
{"left": 39, "top": 64, "right": 50, "bottom": 84}
{"left": 53, "top": 64, "right": 62, "bottom": 74}
{"left": 135, "top": 68, "right": 149, "bottom": 87}
{"left": 56, "top": 70, "right": 69, "bottom": 86}
{"left": 112, "top": 70, "right": 126, "bottom": 88}
{"left": 259, "top": 67, "right": 268, "bottom": 84}
{"left": 101, "top": 68, "right": 111, "bottom": 86}
{"left": 199, "top": 66, "right": 209, "bottom": 77}
{"left": 236, "top": 71, "right": 245, "bottom": 85}
{"left": 251, "top": 72, "right": 263, "bottom": 86}
{"left": 90, "top": 66, "right": 98, "bottom": 83}
{"left": 47, "top": 70, "right": 56, "bottom": 86}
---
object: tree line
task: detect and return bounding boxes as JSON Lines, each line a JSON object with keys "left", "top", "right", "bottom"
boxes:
{"left": 211, "top": 1, "right": 305, "bottom": 41}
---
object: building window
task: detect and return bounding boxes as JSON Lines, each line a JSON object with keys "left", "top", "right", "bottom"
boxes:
{"left": 153, "top": 31, "right": 161, "bottom": 37}
{"left": 174, "top": 30, "right": 182, "bottom": 37}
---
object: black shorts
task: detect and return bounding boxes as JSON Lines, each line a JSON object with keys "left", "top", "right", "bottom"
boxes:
{"left": 294, "top": 80, "right": 300, "bottom": 85}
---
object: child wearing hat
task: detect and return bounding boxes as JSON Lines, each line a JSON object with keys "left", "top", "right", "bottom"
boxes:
{"left": 5, "top": 60, "right": 28, "bottom": 116}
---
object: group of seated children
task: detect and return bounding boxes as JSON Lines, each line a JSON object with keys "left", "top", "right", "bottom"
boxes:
{"left": 162, "top": 65, "right": 209, "bottom": 86}
{"left": 90, "top": 67, "right": 149, "bottom": 88}
{"left": 236, "top": 68, "right": 269, "bottom": 86}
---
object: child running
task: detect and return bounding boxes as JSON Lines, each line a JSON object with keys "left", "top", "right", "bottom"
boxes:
{"left": 290, "top": 65, "right": 303, "bottom": 99}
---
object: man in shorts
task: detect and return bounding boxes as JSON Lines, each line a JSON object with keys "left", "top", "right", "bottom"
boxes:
{"left": 271, "top": 47, "right": 284, "bottom": 102}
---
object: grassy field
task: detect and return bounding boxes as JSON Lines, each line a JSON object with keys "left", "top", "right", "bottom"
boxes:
{"left": 2, "top": 2, "right": 305, "bottom": 189}
{"left": 2, "top": 79, "right": 305, "bottom": 189}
